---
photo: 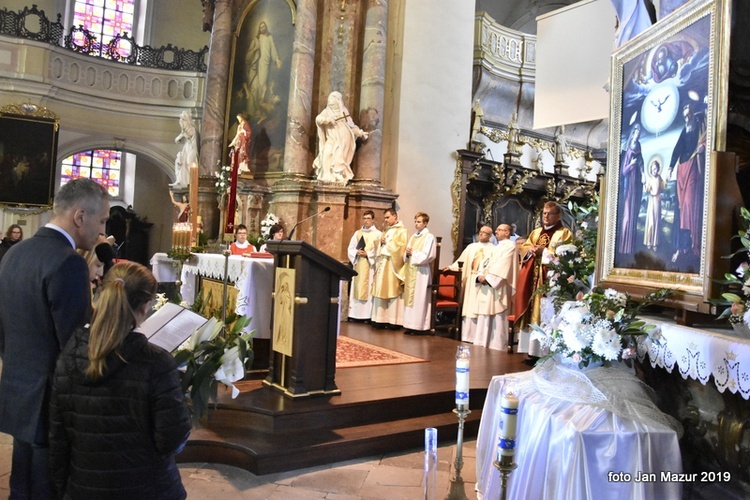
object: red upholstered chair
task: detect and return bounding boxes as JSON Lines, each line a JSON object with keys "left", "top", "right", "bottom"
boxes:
{"left": 431, "top": 270, "right": 462, "bottom": 339}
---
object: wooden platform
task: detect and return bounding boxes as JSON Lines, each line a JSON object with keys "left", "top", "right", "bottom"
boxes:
{"left": 177, "top": 321, "right": 531, "bottom": 475}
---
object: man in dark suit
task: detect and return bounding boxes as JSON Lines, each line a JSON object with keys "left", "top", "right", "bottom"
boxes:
{"left": 0, "top": 178, "right": 109, "bottom": 498}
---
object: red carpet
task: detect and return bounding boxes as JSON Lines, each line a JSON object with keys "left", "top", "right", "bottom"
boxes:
{"left": 335, "top": 336, "right": 426, "bottom": 368}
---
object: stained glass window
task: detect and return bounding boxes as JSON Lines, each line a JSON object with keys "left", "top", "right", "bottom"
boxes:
{"left": 61, "top": 149, "right": 121, "bottom": 197}
{"left": 72, "top": 0, "right": 136, "bottom": 57}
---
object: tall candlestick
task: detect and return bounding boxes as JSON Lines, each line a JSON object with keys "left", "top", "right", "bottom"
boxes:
{"left": 189, "top": 163, "right": 199, "bottom": 246}
{"left": 498, "top": 392, "right": 519, "bottom": 462}
{"left": 455, "top": 345, "right": 470, "bottom": 407}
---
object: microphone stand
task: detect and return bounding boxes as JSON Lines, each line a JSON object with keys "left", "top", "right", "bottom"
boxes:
{"left": 287, "top": 207, "right": 331, "bottom": 240}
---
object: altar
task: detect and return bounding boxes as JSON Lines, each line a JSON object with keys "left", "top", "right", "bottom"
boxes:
{"left": 477, "top": 316, "right": 750, "bottom": 499}
{"left": 150, "top": 252, "right": 274, "bottom": 339}
{"left": 475, "top": 362, "right": 683, "bottom": 500}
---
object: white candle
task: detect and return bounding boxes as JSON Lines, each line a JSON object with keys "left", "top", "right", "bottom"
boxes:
{"left": 455, "top": 346, "right": 470, "bottom": 407}
{"left": 498, "top": 392, "right": 519, "bottom": 460}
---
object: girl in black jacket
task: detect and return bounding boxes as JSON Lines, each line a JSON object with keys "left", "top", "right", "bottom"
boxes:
{"left": 50, "top": 261, "right": 191, "bottom": 499}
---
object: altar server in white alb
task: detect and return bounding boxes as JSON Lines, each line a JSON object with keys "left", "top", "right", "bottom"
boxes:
{"left": 347, "top": 210, "right": 381, "bottom": 321}
{"left": 471, "top": 224, "right": 518, "bottom": 350}
{"left": 444, "top": 225, "right": 496, "bottom": 343}
{"left": 402, "top": 212, "right": 436, "bottom": 334}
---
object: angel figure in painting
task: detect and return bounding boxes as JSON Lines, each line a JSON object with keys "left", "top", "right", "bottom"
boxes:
{"left": 313, "top": 91, "right": 369, "bottom": 184}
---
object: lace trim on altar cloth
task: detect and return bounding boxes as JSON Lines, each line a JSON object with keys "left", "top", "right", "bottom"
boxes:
{"left": 638, "top": 317, "right": 750, "bottom": 400}
{"left": 182, "top": 254, "right": 251, "bottom": 283}
{"left": 507, "top": 359, "right": 684, "bottom": 438}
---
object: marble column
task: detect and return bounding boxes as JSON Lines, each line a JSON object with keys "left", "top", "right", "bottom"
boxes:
{"left": 282, "top": 0, "right": 319, "bottom": 177}
{"left": 312, "top": 183, "right": 350, "bottom": 261}
{"left": 197, "top": 176, "right": 221, "bottom": 240}
{"left": 354, "top": 0, "right": 387, "bottom": 185}
{"left": 199, "top": 0, "right": 233, "bottom": 176}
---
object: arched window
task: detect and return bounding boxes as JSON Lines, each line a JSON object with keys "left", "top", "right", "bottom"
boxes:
{"left": 60, "top": 149, "right": 122, "bottom": 197}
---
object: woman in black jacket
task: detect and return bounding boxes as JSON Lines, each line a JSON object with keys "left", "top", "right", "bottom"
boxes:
{"left": 50, "top": 261, "right": 191, "bottom": 499}
{"left": 0, "top": 224, "right": 22, "bottom": 262}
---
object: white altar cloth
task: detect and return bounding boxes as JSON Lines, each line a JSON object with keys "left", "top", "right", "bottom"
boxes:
{"left": 639, "top": 316, "right": 750, "bottom": 399}
{"left": 150, "top": 252, "right": 274, "bottom": 339}
{"left": 476, "top": 365, "right": 682, "bottom": 500}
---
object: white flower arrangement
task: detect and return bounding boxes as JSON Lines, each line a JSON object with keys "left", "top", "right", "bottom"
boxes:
{"left": 174, "top": 316, "right": 254, "bottom": 421}
{"left": 153, "top": 293, "right": 169, "bottom": 311}
{"left": 214, "top": 164, "right": 232, "bottom": 197}
{"left": 260, "top": 213, "right": 280, "bottom": 240}
{"left": 531, "top": 288, "right": 669, "bottom": 369}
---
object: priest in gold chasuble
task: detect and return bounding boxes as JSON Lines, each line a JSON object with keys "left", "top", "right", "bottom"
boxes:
{"left": 370, "top": 208, "right": 408, "bottom": 328}
{"left": 515, "top": 201, "right": 572, "bottom": 354}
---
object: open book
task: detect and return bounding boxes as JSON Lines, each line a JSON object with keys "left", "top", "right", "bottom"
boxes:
{"left": 137, "top": 302, "right": 207, "bottom": 352}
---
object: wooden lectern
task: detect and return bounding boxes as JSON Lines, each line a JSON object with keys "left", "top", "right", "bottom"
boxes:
{"left": 263, "top": 240, "right": 356, "bottom": 397}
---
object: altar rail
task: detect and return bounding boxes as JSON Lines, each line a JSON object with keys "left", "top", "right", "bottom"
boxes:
{"left": 0, "top": 5, "right": 207, "bottom": 72}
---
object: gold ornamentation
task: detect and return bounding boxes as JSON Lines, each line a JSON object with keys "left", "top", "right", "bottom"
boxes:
{"left": 0, "top": 102, "right": 60, "bottom": 121}
{"left": 450, "top": 156, "right": 462, "bottom": 255}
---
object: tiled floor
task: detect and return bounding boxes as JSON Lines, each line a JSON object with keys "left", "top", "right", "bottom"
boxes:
{"left": 0, "top": 432, "right": 479, "bottom": 499}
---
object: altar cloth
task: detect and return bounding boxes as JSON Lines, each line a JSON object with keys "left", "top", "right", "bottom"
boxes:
{"left": 150, "top": 252, "right": 273, "bottom": 339}
{"left": 476, "top": 364, "right": 682, "bottom": 500}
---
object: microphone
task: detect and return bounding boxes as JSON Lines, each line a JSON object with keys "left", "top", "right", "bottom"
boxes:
{"left": 287, "top": 206, "right": 331, "bottom": 240}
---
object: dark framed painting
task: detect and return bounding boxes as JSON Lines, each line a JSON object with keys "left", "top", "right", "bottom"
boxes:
{"left": 0, "top": 104, "right": 59, "bottom": 207}
{"left": 225, "top": 0, "right": 295, "bottom": 176}
{"left": 597, "top": 0, "right": 731, "bottom": 309}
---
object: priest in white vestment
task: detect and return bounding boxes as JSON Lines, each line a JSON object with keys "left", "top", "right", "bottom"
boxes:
{"left": 371, "top": 208, "right": 408, "bottom": 328}
{"left": 471, "top": 224, "right": 518, "bottom": 350}
{"left": 347, "top": 210, "right": 381, "bottom": 321}
{"left": 444, "top": 226, "right": 496, "bottom": 343}
{"left": 402, "top": 212, "right": 436, "bottom": 333}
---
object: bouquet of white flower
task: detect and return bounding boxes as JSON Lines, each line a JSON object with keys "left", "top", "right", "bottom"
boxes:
{"left": 260, "top": 213, "right": 280, "bottom": 241}
{"left": 531, "top": 288, "right": 669, "bottom": 369}
{"left": 214, "top": 164, "right": 231, "bottom": 197}
{"left": 173, "top": 315, "right": 254, "bottom": 421}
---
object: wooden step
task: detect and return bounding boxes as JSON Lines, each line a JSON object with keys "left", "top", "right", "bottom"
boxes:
{"left": 179, "top": 407, "right": 483, "bottom": 475}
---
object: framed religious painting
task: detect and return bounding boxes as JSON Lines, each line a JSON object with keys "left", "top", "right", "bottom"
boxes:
{"left": 0, "top": 103, "right": 59, "bottom": 207}
{"left": 597, "top": 0, "right": 733, "bottom": 313}
{"left": 224, "top": 0, "right": 295, "bottom": 177}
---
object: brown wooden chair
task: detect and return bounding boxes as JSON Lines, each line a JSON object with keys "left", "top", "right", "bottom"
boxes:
{"left": 429, "top": 236, "right": 463, "bottom": 339}
{"left": 507, "top": 312, "right": 517, "bottom": 353}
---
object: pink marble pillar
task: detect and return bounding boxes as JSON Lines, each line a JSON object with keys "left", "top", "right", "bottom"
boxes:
{"left": 354, "top": 0, "right": 387, "bottom": 185}
{"left": 199, "top": 0, "right": 233, "bottom": 176}
{"left": 282, "top": 0, "right": 319, "bottom": 177}
{"left": 312, "top": 185, "right": 350, "bottom": 260}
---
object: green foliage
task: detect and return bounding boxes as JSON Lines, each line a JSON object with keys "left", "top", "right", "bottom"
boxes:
{"left": 537, "top": 194, "right": 599, "bottom": 309}
{"left": 173, "top": 316, "right": 254, "bottom": 422}
{"left": 713, "top": 207, "right": 750, "bottom": 324}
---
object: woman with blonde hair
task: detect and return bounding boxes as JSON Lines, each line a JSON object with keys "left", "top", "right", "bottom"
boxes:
{"left": 49, "top": 261, "right": 190, "bottom": 499}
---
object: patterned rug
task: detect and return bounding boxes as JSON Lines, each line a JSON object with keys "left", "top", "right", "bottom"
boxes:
{"left": 336, "top": 336, "right": 427, "bottom": 368}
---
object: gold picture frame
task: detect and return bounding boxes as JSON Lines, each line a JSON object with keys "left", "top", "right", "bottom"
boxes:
{"left": 597, "top": 0, "right": 732, "bottom": 312}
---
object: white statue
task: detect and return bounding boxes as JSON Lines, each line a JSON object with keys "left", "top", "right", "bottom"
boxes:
{"left": 554, "top": 125, "right": 569, "bottom": 165}
{"left": 171, "top": 111, "right": 199, "bottom": 188}
{"left": 470, "top": 98, "right": 484, "bottom": 148}
{"left": 313, "top": 91, "right": 369, "bottom": 183}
